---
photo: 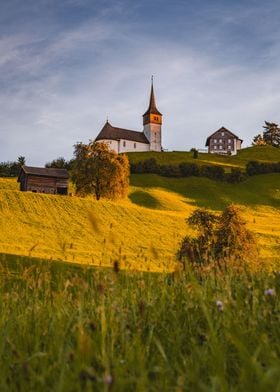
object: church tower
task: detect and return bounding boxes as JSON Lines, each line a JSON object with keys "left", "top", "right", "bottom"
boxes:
{"left": 143, "top": 78, "right": 162, "bottom": 152}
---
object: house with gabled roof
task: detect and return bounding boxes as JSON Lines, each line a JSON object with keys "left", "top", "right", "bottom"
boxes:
{"left": 205, "top": 127, "right": 243, "bottom": 155}
{"left": 95, "top": 79, "right": 162, "bottom": 153}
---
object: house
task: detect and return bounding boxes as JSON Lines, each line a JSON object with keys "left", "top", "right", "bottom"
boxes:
{"left": 17, "top": 166, "right": 68, "bottom": 195}
{"left": 205, "top": 127, "right": 243, "bottom": 155}
{"left": 95, "top": 79, "right": 162, "bottom": 153}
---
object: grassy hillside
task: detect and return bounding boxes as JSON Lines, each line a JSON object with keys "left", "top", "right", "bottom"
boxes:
{"left": 127, "top": 145, "right": 280, "bottom": 171}
{"left": 0, "top": 173, "right": 280, "bottom": 270}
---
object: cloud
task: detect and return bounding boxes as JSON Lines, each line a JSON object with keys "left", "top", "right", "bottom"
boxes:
{"left": 1, "top": 0, "right": 280, "bottom": 165}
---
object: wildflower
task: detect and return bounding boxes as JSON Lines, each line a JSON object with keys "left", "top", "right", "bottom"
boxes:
{"left": 104, "top": 374, "right": 113, "bottom": 385}
{"left": 264, "top": 288, "right": 275, "bottom": 296}
{"left": 216, "top": 300, "right": 224, "bottom": 311}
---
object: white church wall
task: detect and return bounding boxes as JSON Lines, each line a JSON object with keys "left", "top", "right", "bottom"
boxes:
{"left": 97, "top": 139, "right": 150, "bottom": 154}
{"left": 118, "top": 139, "right": 150, "bottom": 153}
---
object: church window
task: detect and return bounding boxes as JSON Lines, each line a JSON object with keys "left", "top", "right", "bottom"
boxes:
{"left": 134, "top": 143, "right": 136, "bottom": 149}
{"left": 123, "top": 141, "right": 126, "bottom": 147}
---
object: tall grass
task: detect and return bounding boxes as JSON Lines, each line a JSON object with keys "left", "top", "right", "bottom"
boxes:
{"left": 0, "top": 253, "right": 280, "bottom": 391}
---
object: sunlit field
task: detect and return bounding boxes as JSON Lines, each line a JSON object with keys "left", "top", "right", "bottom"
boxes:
{"left": 0, "top": 173, "right": 280, "bottom": 271}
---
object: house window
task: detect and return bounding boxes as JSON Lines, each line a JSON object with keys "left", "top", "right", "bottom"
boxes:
{"left": 228, "top": 139, "right": 231, "bottom": 144}
{"left": 134, "top": 143, "right": 136, "bottom": 149}
{"left": 214, "top": 139, "right": 217, "bottom": 143}
{"left": 214, "top": 146, "right": 217, "bottom": 150}
{"left": 228, "top": 145, "right": 231, "bottom": 150}
{"left": 219, "top": 146, "right": 223, "bottom": 150}
{"left": 219, "top": 139, "right": 222, "bottom": 143}
{"left": 123, "top": 141, "right": 126, "bottom": 147}
{"left": 221, "top": 132, "right": 225, "bottom": 136}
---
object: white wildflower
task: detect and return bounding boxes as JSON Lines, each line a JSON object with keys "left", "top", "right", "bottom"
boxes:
{"left": 216, "top": 300, "right": 224, "bottom": 311}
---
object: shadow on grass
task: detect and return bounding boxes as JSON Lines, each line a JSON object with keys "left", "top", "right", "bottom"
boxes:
{"left": 130, "top": 174, "right": 280, "bottom": 210}
{"left": 129, "top": 190, "right": 161, "bottom": 209}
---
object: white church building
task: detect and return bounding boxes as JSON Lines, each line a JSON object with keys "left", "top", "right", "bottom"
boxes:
{"left": 95, "top": 81, "right": 162, "bottom": 153}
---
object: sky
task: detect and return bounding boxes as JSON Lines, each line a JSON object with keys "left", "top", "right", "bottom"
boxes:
{"left": 1, "top": 0, "right": 280, "bottom": 165}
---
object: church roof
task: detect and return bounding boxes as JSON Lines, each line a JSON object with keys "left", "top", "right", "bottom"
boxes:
{"left": 143, "top": 81, "right": 162, "bottom": 116}
{"left": 95, "top": 121, "right": 150, "bottom": 144}
{"left": 205, "top": 127, "right": 243, "bottom": 146}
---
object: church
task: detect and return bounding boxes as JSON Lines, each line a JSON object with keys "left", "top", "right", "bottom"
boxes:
{"left": 95, "top": 80, "right": 162, "bottom": 153}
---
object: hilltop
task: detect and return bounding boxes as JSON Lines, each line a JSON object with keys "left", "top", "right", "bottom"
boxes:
{"left": 127, "top": 145, "right": 280, "bottom": 171}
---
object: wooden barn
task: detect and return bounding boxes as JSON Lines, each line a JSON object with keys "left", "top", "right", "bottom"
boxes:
{"left": 17, "top": 166, "right": 68, "bottom": 195}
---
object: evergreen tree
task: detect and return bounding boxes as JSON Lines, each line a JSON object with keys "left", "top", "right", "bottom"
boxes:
{"left": 262, "top": 121, "right": 280, "bottom": 147}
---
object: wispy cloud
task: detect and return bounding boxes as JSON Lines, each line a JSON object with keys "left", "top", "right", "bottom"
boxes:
{"left": 1, "top": 0, "right": 280, "bottom": 164}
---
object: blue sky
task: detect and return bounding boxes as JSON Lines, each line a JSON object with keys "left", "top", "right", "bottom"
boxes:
{"left": 1, "top": 0, "right": 280, "bottom": 164}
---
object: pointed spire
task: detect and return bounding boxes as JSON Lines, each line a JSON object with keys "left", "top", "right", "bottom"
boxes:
{"left": 143, "top": 76, "right": 162, "bottom": 116}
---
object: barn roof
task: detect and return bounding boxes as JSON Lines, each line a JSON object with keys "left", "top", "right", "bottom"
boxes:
{"left": 95, "top": 121, "right": 150, "bottom": 144}
{"left": 205, "top": 127, "right": 243, "bottom": 146}
{"left": 17, "top": 166, "right": 68, "bottom": 182}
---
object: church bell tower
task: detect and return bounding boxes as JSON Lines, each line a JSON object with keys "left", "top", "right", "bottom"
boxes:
{"left": 143, "top": 78, "right": 162, "bottom": 152}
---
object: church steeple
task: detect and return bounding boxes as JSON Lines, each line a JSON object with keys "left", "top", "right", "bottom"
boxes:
{"left": 143, "top": 77, "right": 162, "bottom": 152}
{"left": 143, "top": 77, "right": 162, "bottom": 125}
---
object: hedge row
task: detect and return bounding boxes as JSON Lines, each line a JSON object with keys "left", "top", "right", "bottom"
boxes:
{"left": 130, "top": 158, "right": 280, "bottom": 183}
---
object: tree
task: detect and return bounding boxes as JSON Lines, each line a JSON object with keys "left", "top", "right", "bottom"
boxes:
{"left": 72, "top": 141, "right": 129, "bottom": 200}
{"left": 214, "top": 204, "right": 257, "bottom": 264}
{"left": 252, "top": 122, "right": 280, "bottom": 147}
{"left": 178, "top": 205, "right": 257, "bottom": 268}
{"left": 17, "top": 156, "right": 26, "bottom": 166}
{"left": 45, "top": 157, "right": 68, "bottom": 169}
{"left": 178, "top": 209, "right": 218, "bottom": 266}
{"left": 252, "top": 134, "right": 266, "bottom": 146}
{"left": 262, "top": 121, "right": 280, "bottom": 147}
{"left": 190, "top": 148, "right": 198, "bottom": 159}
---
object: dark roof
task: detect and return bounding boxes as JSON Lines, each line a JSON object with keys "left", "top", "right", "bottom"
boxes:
{"left": 205, "top": 127, "right": 243, "bottom": 146}
{"left": 143, "top": 82, "right": 162, "bottom": 116}
{"left": 95, "top": 121, "right": 150, "bottom": 144}
{"left": 17, "top": 166, "right": 68, "bottom": 182}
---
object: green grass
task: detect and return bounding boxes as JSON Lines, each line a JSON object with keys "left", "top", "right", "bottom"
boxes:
{"left": 0, "top": 253, "right": 280, "bottom": 391}
{"left": 0, "top": 173, "right": 280, "bottom": 269}
{"left": 127, "top": 145, "right": 280, "bottom": 171}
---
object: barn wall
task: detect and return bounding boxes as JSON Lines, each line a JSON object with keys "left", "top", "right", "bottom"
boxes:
{"left": 24, "top": 175, "right": 68, "bottom": 195}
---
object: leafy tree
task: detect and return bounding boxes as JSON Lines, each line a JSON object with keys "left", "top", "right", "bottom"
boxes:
{"left": 214, "top": 204, "right": 257, "bottom": 264}
{"left": 178, "top": 205, "right": 257, "bottom": 268}
{"left": 263, "top": 121, "right": 280, "bottom": 147}
{"left": 178, "top": 209, "right": 218, "bottom": 267}
{"left": 72, "top": 141, "right": 129, "bottom": 200}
